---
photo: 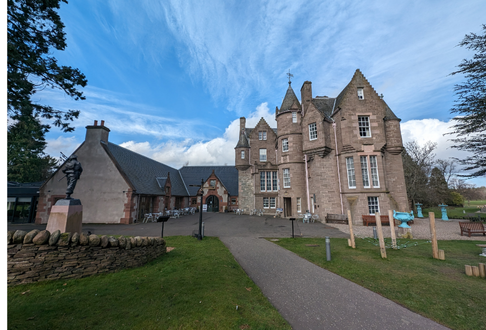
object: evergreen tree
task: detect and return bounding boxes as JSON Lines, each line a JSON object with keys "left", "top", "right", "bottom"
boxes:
{"left": 8, "top": 112, "right": 59, "bottom": 182}
{"left": 449, "top": 24, "right": 486, "bottom": 177}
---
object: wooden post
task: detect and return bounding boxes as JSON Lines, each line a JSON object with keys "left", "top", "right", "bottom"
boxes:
{"left": 347, "top": 210, "right": 355, "bottom": 248}
{"left": 472, "top": 266, "right": 480, "bottom": 277}
{"left": 375, "top": 213, "right": 387, "bottom": 258}
{"left": 429, "top": 212, "right": 439, "bottom": 259}
{"left": 465, "top": 265, "right": 473, "bottom": 276}
{"left": 479, "top": 263, "right": 486, "bottom": 278}
{"left": 438, "top": 249, "right": 445, "bottom": 260}
{"left": 388, "top": 210, "right": 397, "bottom": 249}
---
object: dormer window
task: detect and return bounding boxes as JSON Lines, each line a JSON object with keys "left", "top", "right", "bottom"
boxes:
{"left": 357, "top": 88, "right": 364, "bottom": 100}
{"left": 258, "top": 131, "right": 267, "bottom": 140}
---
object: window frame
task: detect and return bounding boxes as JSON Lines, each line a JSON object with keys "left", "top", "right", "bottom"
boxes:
{"left": 259, "top": 148, "right": 267, "bottom": 162}
{"left": 357, "top": 87, "right": 364, "bottom": 100}
{"left": 258, "top": 131, "right": 267, "bottom": 140}
{"left": 282, "top": 138, "right": 289, "bottom": 152}
{"left": 360, "top": 156, "right": 370, "bottom": 188}
{"left": 368, "top": 196, "right": 380, "bottom": 215}
{"left": 346, "top": 157, "right": 356, "bottom": 189}
{"left": 283, "top": 168, "right": 291, "bottom": 188}
{"left": 292, "top": 112, "right": 297, "bottom": 123}
{"left": 241, "top": 150, "right": 245, "bottom": 159}
{"left": 370, "top": 155, "right": 380, "bottom": 188}
{"left": 263, "top": 197, "right": 269, "bottom": 208}
{"left": 309, "top": 122, "right": 317, "bottom": 140}
{"left": 358, "top": 116, "right": 371, "bottom": 138}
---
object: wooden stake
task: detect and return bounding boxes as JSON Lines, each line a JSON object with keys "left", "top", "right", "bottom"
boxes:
{"left": 347, "top": 210, "right": 355, "bottom": 249}
{"left": 472, "top": 266, "right": 480, "bottom": 277}
{"left": 388, "top": 210, "right": 397, "bottom": 249}
{"left": 465, "top": 265, "right": 473, "bottom": 276}
{"left": 479, "top": 263, "right": 486, "bottom": 278}
{"left": 438, "top": 249, "right": 445, "bottom": 260}
{"left": 429, "top": 212, "right": 439, "bottom": 259}
{"left": 375, "top": 213, "right": 387, "bottom": 258}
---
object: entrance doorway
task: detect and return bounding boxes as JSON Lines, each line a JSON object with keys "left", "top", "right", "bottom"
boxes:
{"left": 206, "top": 195, "right": 219, "bottom": 212}
{"left": 284, "top": 197, "right": 292, "bottom": 217}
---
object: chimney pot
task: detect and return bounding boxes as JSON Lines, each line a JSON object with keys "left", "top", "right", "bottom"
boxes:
{"left": 94, "top": 120, "right": 98, "bottom": 126}
{"left": 101, "top": 120, "right": 105, "bottom": 126}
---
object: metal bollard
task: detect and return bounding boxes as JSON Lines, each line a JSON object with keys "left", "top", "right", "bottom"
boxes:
{"left": 373, "top": 226, "right": 377, "bottom": 239}
{"left": 326, "top": 236, "right": 331, "bottom": 261}
{"left": 202, "top": 222, "right": 205, "bottom": 238}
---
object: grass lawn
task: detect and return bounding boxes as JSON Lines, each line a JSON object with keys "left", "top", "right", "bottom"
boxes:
{"left": 8, "top": 236, "right": 291, "bottom": 330}
{"left": 272, "top": 237, "right": 486, "bottom": 330}
{"left": 423, "top": 200, "right": 486, "bottom": 221}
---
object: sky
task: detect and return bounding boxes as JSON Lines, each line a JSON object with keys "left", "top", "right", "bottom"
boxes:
{"left": 21, "top": 0, "right": 486, "bottom": 186}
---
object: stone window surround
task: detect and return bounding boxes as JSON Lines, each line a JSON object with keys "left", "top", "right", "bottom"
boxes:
{"left": 309, "top": 122, "right": 317, "bottom": 140}
{"left": 345, "top": 157, "right": 356, "bottom": 189}
{"left": 283, "top": 168, "right": 291, "bottom": 188}
{"left": 258, "top": 131, "right": 267, "bottom": 140}
{"left": 359, "top": 153, "right": 380, "bottom": 188}
{"left": 259, "top": 148, "right": 267, "bottom": 162}
{"left": 263, "top": 197, "right": 276, "bottom": 209}
{"left": 282, "top": 138, "right": 289, "bottom": 152}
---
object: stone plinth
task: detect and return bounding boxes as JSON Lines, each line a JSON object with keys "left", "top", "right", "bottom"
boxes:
{"left": 46, "top": 199, "right": 83, "bottom": 234}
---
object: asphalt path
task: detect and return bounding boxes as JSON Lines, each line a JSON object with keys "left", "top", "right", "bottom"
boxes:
{"left": 8, "top": 213, "right": 448, "bottom": 330}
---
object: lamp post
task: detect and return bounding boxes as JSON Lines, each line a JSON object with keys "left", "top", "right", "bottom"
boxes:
{"left": 190, "top": 179, "right": 205, "bottom": 240}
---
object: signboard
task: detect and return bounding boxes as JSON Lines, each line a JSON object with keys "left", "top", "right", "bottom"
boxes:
{"left": 203, "top": 204, "right": 208, "bottom": 212}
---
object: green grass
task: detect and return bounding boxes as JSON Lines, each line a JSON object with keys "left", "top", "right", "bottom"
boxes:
{"left": 271, "top": 237, "right": 486, "bottom": 330}
{"left": 8, "top": 236, "right": 291, "bottom": 330}
{"left": 423, "top": 201, "right": 486, "bottom": 221}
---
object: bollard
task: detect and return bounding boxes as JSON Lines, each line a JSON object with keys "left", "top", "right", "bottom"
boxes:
{"left": 202, "top": 222, "right": 205, "bottom": 238}
{"left": 373, "top": 226, "right": 377, "bottom": 239}
{"left": 326, "top": 236, "right": 331, "bottom": 261}
{"left": 289, "top": 218, "right": 296, "bottom": 238}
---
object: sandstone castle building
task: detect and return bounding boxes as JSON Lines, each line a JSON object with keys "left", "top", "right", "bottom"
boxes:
{"left": 235, "top": 69, "right": 408, "bottom": 224}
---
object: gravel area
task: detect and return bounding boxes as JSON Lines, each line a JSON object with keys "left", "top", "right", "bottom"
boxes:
{"left": 326, "top": 218, "right": 486, "bottom": 241}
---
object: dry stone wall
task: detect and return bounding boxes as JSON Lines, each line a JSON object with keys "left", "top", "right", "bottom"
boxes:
{"left": 7, "top": 229, "right": 166, "bottom": 286}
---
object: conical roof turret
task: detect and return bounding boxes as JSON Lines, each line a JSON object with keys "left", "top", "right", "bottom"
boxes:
{"left": 277, "top": 82, "right": 301, "bottom": 114}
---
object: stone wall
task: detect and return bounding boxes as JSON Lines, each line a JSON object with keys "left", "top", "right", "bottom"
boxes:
{"left": 7, "top": 229, "right": 166, "bottom": 286}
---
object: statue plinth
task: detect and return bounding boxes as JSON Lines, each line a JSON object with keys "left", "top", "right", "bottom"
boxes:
{"left": 46, "top": 199, "right": 83, "bottom": 234}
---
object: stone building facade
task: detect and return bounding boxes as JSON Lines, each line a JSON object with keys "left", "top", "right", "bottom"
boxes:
{"left": 235, "top": 69, "right": 409, "bottom": 224}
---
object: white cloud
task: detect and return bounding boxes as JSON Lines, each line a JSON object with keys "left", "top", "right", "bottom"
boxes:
{"left": 120, "top": 102, "right": 276, "bottom": 168}
{"left": 45, "top": 136, "right": 81, "bottom": 159}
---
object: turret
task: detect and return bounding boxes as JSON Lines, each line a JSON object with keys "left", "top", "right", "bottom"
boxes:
{"left": 235, "top": 117, "right": 250, "bottom": 170}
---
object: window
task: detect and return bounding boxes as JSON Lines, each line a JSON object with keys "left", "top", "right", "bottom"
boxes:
{"left": 357, "top": 87, "right": 364, "bottom": 100}
{"left": 282, "top": 138, "right": 289, "bottom": 152}
{"left": 346, "top": 157, "right": 356, "bottom": 188}
{"left": 283, "top": 168, "right": 291, "bottom": 188}
{"left": 231, "top": 198, "right": 237, "bottom": 205}
{"left": 370, "top": 156, "right": 380, "bottom": 188}
{"left": 358, "top": 116, "right": 371, "bottom": 137}
{"left": 270, "top": 197, "right": 276, "bottom": 208}
{"left": 263, "top": 197, "right": 269, "bottom": 208}
{"left": 210, "top": 180, "right": 216, "bottom": 188}
{"left": 292, "top": 112, "right": 297, "bottom": 123}
{"left": 368, "top": 197, "right": 380, "bottom": 215}
{"left": 259, "top": 149, "right": 267, "bottom": 162}
{"left": 272, "top": 171, "right": 278, "bottom": 191}
{"left": 360, "top": 156, "right": 370, "bottom": 188}
{"left": 360, "top": 155, "right": 380, "bottom": 188}
{"left": 260, "top": 171, "right": 278, "bottom": 191}
{"left": 297, "top": 197, "right": 302, "bottom": 213}
{"left": 241, "top": 150, "right": 245, "bottom": 159}
{"left": 191, "top": 198, "right": 197, "bottom": 205}
{"left": 258, "top": 131, "right": 267, "bottom": 140}
{"left": 309, "top": 123, "right": 317, "bottom": 140}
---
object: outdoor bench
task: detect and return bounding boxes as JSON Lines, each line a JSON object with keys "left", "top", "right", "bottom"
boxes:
{"left": 362, "top": 214, "right": 414, "bottom": 226}
{"left": 325, "top": 213, "right": 348, "bottom": 224}
{"left": 459, "top": 221, "right": 486, "bottom": 237}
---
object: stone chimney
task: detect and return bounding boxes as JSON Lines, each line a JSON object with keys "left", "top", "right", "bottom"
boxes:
{"left": 85, "top": 120, "right": 110, "bottom": 145}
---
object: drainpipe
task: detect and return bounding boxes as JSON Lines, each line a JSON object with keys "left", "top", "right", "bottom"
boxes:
{"left": 304, "top": 154, "right": 311, "bottom": 213}
{"left": 332, "top": 121, "right": 344, "bottom": 215}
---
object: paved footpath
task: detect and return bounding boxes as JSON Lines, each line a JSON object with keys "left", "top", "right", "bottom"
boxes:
{"left": 220, "top": 236, "right": 449, "bottom": 330}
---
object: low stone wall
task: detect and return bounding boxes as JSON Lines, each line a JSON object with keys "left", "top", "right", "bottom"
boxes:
{"left": 7, "top": 229, "right": 166, "bottom": 286}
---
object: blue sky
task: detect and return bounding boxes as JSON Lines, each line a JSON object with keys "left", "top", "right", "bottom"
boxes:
{"left": 29, "top": 0, "right": 485, "bottom": 186}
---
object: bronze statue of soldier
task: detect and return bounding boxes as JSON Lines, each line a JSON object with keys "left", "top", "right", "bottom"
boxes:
{"left": 61, "top": 154, "right": 83, "bottom": 199}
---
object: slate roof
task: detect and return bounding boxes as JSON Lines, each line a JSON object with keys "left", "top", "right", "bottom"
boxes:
{"left": 312, "top": 97, "right": 335, "bottom": 119}
{"left": 105, "top": 142, "right": 188, "bottom": 196}
{"left": 278, "top": 83, "right": 301, "bottom": 113}
{"left": 179, "top": 166, "right": 239, "bottom": 196}
{"left": 104, "top": 142, "right": 238, "bottom": 197}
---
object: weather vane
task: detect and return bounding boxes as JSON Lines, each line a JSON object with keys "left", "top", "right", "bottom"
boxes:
{"left": 287, "top": 70, "right": 293, "bottom": 85}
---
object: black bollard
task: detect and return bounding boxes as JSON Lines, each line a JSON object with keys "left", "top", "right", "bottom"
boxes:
{"left": 290, "top": 218, "right": 296, "bottom": 238}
